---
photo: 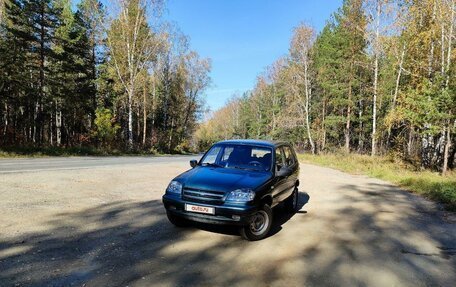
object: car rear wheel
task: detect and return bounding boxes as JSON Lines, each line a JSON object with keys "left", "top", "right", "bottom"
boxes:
{"left": 284, "top": 186, "right": 298, "bottom": 213}
{"left": 240, "top": 205, "right": 272, "bottom": 241}
{"left": 166, "top": 211, "right": 188, "bottom": 227}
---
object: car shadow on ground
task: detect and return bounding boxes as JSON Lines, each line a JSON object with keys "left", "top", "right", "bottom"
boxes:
{"left": 184, "top": 191, "right": 310, "bottom": 238}
{"left": 1, "top": 186, "right": 454, "bottom": 286}
{"left": 1, "top": 198, "right": 306, "bottom": 286}
{"left": 0, "top": 194, "right": 311, "bottom": 286}
{"left": 268, "top": 191, "right": 310, "bottom": 237}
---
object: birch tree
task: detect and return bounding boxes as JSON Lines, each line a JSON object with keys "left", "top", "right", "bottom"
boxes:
{"left": 370, "top": 0, "right": 382, "bottom": 156}
{"left": 290, "top": 24, "right": 316, "bottom": 154}
{"left": 442, "top": 0, "right": 455, "bottom": 174}
{"left": 180, "top": 51, "right": 211, "bottom": 142}
{"left": 106, "top": 0, "right": 163, "bottom": 148}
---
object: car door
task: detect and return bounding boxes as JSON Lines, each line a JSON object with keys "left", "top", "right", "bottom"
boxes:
{"left": 282, "top": 145, "right": 298, "bottom": 197}
{"left": 271, "top": 146, "right": 289, "bottom": 206}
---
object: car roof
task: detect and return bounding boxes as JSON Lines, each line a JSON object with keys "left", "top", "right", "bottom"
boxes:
{"left": 215, "top": 139, "right": 289, "bottom": 148}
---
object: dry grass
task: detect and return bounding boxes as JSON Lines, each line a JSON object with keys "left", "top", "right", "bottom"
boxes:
{"left": 299, "top": 153, "right": 456, "bottom": 211}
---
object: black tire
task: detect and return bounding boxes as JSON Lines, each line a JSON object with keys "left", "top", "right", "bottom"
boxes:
{"left": 166, "top": 211, "right": 188, "bottom": 227}
{"left": 240, "top": 205, "right": 273, "bottom": 241}
{"left": 284, "top": 186, "right": 298, "bottom": 213}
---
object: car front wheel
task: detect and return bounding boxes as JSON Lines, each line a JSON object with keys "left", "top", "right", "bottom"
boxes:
{"left": 240, "top": 205, "right": 272, "bottom": 241}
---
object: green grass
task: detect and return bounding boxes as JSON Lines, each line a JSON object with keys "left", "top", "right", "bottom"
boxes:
{"left": 299, "top": 153, "right": 456, "bottom": 211}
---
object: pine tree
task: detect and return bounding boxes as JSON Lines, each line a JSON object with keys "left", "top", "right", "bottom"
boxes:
{"left": 1, "top": 0, "right": 36, "bottom": 143}
{"left": 25, "top": 0, "right": 60, "bottom": 144}
{"left": 77, "top": 0, "right": 105, "bottom": 117}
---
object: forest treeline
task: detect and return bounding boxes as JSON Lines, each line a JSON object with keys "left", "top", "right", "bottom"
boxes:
{"left": 196, "top": 0, "right": 455, "bottom": 174}
{"left": 0, "top": 0, "right": 211, "bottom": 153}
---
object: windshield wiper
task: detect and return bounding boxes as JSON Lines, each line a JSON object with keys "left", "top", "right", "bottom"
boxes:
{"left": 202, "top": 163, "right": 223, "bottom": 168}
{"left": 231, "top": 166, "right": 249, "bottom": 170}
{"left": 232, "top": 166, "right": 264, "bottom": 172}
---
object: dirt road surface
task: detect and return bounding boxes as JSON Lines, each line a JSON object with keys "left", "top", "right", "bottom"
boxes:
{"left": 0, "top": 156, "right": 455, "bottom": 286}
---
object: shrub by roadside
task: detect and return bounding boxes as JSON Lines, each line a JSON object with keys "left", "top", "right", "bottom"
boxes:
{"left": 0, "top": 146, "right": 159, "bottom": 158}
{"left": 0, "top": 146, "right": 197, "bottom": 158}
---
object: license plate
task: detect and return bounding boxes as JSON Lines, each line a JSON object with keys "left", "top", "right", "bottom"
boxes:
{"left": 185, "top": 204, "right": 215, "bottom": 215}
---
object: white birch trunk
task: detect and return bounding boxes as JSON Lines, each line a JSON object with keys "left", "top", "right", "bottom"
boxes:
{"left": 150, "top": 77, "right": 156, "bottom": 145}
{"left": 127, "top": 89, "right": 133, "bottom": 148}
{"left": 372, "top": 0, "right": 380, "bottom": 156}
{"left": 445, "top": 0, "right": 454, "bottom": 87}
{"left": 142, "top": 86, "right": 147, "bottom": 146}
{"left": 442, "top": 0, "right": 455, "bottom": 173}
{"left": 3, "top": 102, "right": 7, "bottom": 137}
{"left": 392, "top": 44, "right": 406, "bottom": 110}
{"left": 303, "top": 60, "right": 315, "bottom": 154}
{"left": 56, "top": 109, "right": 62, "bottom": 146}
{"left": 442, "top": 121, "right": 451, "bottom": 174}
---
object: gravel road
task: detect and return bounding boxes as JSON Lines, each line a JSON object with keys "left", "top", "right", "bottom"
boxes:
{"left": 0, "top": 156, "right": 455, "bottom": 286}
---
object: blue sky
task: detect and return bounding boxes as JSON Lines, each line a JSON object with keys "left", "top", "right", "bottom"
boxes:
{"left": 164, "top": 0, "right": 343, "bottom": 111}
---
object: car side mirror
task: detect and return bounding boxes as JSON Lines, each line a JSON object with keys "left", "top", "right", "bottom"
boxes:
{"left": 190, "top": 160, "right": 198, "bottom": 168}
{"left": 276, "top": 166, "right": 291, "bottom": 177}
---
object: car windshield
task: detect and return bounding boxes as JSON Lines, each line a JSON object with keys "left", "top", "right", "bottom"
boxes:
{"left": 200, "top": 144, "right": 273, "bottom": 172}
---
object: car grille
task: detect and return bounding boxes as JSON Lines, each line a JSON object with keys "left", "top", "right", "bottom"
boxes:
{"left": 182, "top": 187, "right": 225, "bottom": 205}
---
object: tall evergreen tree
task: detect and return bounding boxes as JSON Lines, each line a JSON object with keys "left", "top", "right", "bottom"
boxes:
{"left": 26, "top": 0, "right": 60, "bottom": 144}
{"left": 77, "top": 0, "right": 105, "bottom": 117}
{"left": 1, "top": 0, "right": 35, "bottom": 143}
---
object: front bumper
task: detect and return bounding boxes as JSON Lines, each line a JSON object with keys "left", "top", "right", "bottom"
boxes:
{"left": 162, "top": 194, "right": 258, "bottom": 226}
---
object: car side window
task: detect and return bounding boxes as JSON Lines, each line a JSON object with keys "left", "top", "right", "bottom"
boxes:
{"left": 275, "top": 147, "right": 285, "bottom": 171}
{"left": 283, "top": 146, "right": 295, "bottom": 167}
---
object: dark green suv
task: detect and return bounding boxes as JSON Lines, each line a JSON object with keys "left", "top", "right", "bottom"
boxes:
{"left": 162, "top": 139, "right": 300, "bottom": 240}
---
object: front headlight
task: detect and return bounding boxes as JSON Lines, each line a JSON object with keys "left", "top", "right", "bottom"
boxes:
{"left": 166, "top": 181, "right": 182, "bottom": 195}
{"left": 226, "top": 188, "right": 255, "bottom": 202}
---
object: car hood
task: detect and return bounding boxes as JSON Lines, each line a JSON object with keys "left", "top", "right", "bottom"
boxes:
{"left": 176, "top": 166, "right": 272, "bottom": 193}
